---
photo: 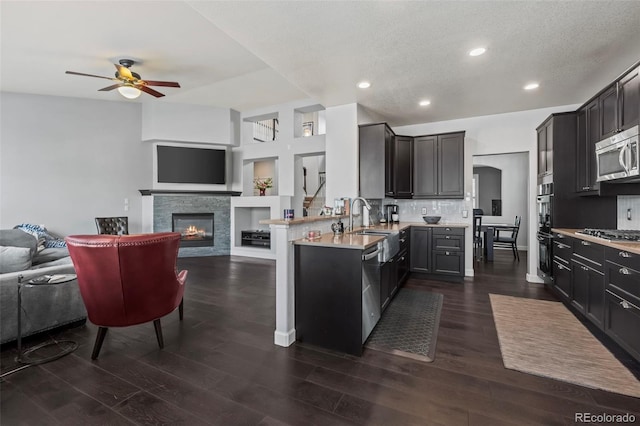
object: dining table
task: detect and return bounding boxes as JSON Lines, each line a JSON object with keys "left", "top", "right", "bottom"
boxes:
{"left": 480, "top": 223, "right": 517, "bottom": 262}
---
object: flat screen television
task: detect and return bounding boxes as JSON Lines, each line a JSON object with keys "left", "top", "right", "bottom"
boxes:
{"left": 157, "top": 145, "right": 226, "bottom": 184}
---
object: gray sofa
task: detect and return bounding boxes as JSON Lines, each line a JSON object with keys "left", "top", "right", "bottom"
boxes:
{"left": 0, "top": 229, "right": 87, "bottom": 344}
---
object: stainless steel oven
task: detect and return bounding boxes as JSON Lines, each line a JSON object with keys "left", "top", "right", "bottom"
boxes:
{"left": 595, "top": 125, "right": 639, "bottom": 182}
{"left": 536, "top": 183, "right": 553, "bottom": 284}
{"left": 537, "top": 231, "right": 553, "bottom": 284}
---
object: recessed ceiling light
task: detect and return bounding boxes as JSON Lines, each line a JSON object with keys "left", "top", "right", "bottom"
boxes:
{"left": 357, "top": 81, "right": 371, "bottom": 89}
{"left": 469, "top": 47, "right": 486, "bottom": 57}
{"left": 524, "top": 82, "right": 540, "bottom": 90}
{"left": 419, "top": 100, "right": 431, "bottom": 106}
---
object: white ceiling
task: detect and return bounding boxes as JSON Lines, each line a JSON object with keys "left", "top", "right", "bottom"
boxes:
{"left": 2, "top": 1, "right": 639, "bottom": 126}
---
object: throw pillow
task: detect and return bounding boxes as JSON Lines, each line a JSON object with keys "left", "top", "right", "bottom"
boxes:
{"left": 0, "top": 245, "right": 33, "bottom": 273}
{"left": 14, "top": 224, "right": 67, "bottom": 248}
{"left": 0, "top": 229, "right": 38, "bottom": 258}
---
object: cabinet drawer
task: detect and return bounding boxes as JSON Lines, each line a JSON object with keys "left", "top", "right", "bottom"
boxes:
{"left": 605, "top": 290, "right": 640, "bottom": 362}
{"left": 605, "top": 260, "right": 640, "bottom": 304}
{"left": 553, "top": 238, "right": 573, "bottom": 262}
{"left": 432, "top": 235, "right": 463, "bottom": 251}
{"left": 573, "top": 239, "right": 604, "bottom": 271}
{"left": 431, "top": 250, "right": 464, "bottom": 276}
{"left": 432, "top": 227, "right": 464, "bottom": 236}
{"left": 606, "top": 247, "right": 640, "bottom": 271}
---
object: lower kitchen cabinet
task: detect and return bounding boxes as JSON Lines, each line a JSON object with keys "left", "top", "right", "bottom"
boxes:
{"left": 552, "top": 259, "right": 571, "bottom": 300}
{"left": 381, "top": 258, "right": 397, "bottom": 311}
{"left": 410, "top": 226, "right": 465, "bottom": 281}
{"left": 294, "top": 244, "right": 371, "bottom": 356}
{"left": 571, "top": 258, "right": 605, "bottom": 327}
{"left": 549, "top": 232, "right": 640, "bottom": 362}
{"left": 604, "top": 247, "right": 640, "bottom": 361}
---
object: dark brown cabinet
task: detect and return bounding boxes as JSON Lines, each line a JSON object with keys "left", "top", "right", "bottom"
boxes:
{"left": 409, "top": 227, "right": 431, "bottom": 273}
{"left": 576, "top": 100, "right": 600, "bottom": 193}
{"left": 537, "top": 120, "right": 553, "bottom": 177}
{"left": 359, "top": 123, "right": 394, "bottom": 199}
{"left": 389, "top": 135, "right": 413, "bottom": 198}
{"left": 604, "top": 247, "right": 640, "bottom": 361}
{"left": 552, "top": 234, "right": 573, "bottom": 300}
{"left": 413, "top": 132, "right": 464, "bottom": 199}
{"left": 410, "top": 226, "right": 464, "bottom": 280}
{"left": 599, "top": 66, "right": 639, "bottom": 139}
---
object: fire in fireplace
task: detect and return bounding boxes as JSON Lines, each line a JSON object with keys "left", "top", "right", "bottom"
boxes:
{"left": 172, "top": 213, "right": 214, "bottom": 247}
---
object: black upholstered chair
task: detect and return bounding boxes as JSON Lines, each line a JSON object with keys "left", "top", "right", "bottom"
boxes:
{"left": 95, "top": 217, "right": 129, "bottom": 235}
{"left": 494, "top": 216, "right": 521, "bottom": 261}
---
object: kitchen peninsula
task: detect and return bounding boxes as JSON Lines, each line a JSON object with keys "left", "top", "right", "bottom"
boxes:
{"left": 293, "top": 221, "right": 467, "bottom": 355}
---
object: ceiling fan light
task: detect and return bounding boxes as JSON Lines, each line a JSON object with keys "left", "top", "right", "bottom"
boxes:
{"left": 117, "top": 86, "right": 141, "bottom": 99}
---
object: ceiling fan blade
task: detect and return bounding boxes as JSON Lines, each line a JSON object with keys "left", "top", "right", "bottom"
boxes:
{"left": 140, "top": 80, "right": 181, "bottom": 88}
{"left": 98, "top": 83, "right": 125, "bottom": 92}
{"left": 115, "top": 64, "right": 134, "bottom": 81}
{"left": 65, "top": 71, "right": 119, "bottom": 81}
{"left": 137, "top": 85, "right": 165, "bottom": 98}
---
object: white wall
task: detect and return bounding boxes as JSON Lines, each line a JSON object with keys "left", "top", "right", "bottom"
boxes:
{"left": 394, "top": 104, "right": 580, "bottom": 281}
{"left": 325, "top": 103, "right": 359, "bottom": 203}
{"left": 0, "top": 92, "right": 151, "bottom": 236}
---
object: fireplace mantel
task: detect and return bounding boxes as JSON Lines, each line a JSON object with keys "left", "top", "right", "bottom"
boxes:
{"left": 139, "top": 189, "right": 241, "bottom": 196}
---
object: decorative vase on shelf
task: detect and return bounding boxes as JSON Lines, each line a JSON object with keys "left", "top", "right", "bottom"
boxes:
{"left": 259, "top": 188, "right": 266, "bottom": 196}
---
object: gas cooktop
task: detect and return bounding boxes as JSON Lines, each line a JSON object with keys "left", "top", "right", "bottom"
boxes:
{"left": 576, "top": 228, "right": 640, "bottom": 242}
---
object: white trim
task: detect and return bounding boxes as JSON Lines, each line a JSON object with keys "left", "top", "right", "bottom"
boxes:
{"left": 465, "top": 268, "right": 475, "bottom": 277}
{"left": 526, "top": 273, "right": 545, "bottom": 283}
{"left": 274, "top": 329, "right": 296, "bottom": 347}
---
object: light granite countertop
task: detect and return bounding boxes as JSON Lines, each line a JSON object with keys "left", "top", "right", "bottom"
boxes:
{"left": 293, "top": 221, "right": 468, "bottom": 250}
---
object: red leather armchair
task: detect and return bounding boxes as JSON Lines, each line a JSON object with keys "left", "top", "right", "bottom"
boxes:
{"left": 65, "top": 232, "right": 187, "bottom": 359}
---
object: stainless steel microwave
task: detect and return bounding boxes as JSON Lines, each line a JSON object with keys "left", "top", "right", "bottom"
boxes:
{"left": 595, "top": 125, "right": 639, "bottom": 182}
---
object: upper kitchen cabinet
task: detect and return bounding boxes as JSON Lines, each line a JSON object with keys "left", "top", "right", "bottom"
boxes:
{"left": 537, "top": 119, "right": 552, "bottom": 178}
{"left": 414, "top": 132, "right": 465, "bottom": 198}
{"left": 599, "top": 65, "right": 639, "bottom": 140}
{"left": 576, "top": 99, "right": 600, "bottom": 194}
{"left": 391, "top": 135, "right": 414, "bottom": 198}
{"left": 359, "top": 123, "right": 394, "bottom": 199}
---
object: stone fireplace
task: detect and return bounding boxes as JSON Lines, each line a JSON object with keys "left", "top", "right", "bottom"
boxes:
{"left": 145, "top": 191, "right": 236, "bottom": 257}
{"left": 172, "top": 213, "right": 214, "bottom": 247}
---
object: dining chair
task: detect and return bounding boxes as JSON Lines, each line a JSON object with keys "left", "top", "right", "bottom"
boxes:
{"left": 95, "top": 217, "right": 129, "bottom": 235}
{"left": 65, "top": 232, "right": 187, "bottom": 359}
{"left": 493, "top": 216, "right": 521, "bottom": 261}
{"left": 473, "top": 214, "right": 483, "bottom": 262}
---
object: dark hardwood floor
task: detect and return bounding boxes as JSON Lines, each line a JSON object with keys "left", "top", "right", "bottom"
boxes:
{"left": 2, "top": 251, "right": 639, "bottom": 425}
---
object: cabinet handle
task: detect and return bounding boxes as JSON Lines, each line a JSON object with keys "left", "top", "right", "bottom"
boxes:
{"left": 400, "top": 256, "right": 405, "bottom": 261}
{"left": 582, "top": 266, "right": 589, "bottom": 271}
{"left": 620, "top": 300, "right": 631, "bottom": 309}
{"left": 445, "top": 236, "right": 450, "bottom": 239}
{"left": 445, "top": 227, "right": 451, "bottom": 231}
{"left": 581, "top": 241, "right": 591, "bottom": 246}
{"left": 557, "top": 263, "right": 567, "bottom": 271}
{"left": 556, "top": 234, "right": 564, "bottom": 239}
{"left": 619, "top": 251, "right": 631, "bottom": 258}
{"left": 400, "top": 238, "right": 407, "bottom": 243}
{"left": 445, "top": 251, "right": 450, "bottom": 255}
{"left": 619, "top": 267, "right": 631, "bottom": 275}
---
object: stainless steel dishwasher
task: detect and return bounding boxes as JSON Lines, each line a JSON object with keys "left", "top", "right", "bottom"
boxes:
{"left": 362, "top": 243, "right": 382, "bottom": 343}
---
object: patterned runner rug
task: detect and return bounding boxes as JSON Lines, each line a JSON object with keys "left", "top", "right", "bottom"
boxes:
{"left": 365, "top": 289, "right": 443, "bottom": 362}
{"left": 490, "top": 294, "right": 640, "bottom": 398}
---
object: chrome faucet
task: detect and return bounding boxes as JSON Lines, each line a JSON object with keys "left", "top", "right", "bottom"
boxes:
{"left": 349, "top": 197, "right": 372, "bottom": 231}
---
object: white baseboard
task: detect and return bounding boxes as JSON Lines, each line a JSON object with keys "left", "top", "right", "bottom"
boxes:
{"left": 526, "top": 273, "right": 545, "bottom": 283}
{"left": 465, "top": 268, "right": 475, "bottom": 277}
{"left": 274, "top": 329, "right": 296, "bottom": 347}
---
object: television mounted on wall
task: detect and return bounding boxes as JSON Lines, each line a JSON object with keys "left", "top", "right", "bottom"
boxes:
{"left": 157, "top": 145, "right": 226, "bottom": 185}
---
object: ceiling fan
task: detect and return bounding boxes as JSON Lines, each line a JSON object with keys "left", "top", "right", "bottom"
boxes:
{"left": 65, "top": 59, "right": 180, "bottom": 99}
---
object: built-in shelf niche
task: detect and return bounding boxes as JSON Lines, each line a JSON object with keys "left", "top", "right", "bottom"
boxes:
{"left": 244, "top": 112, "right": 279, "bottom": 144}
{"left": 243, "top": 157, "right": 278, "bottom": 196}
{"left": 294, "top": 104, "right": 326, "bottom": 138}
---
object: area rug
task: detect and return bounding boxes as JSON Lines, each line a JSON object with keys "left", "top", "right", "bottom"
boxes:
{"left": 489, "top": 294, "right": 640, "bottom": 398}
{"left": 365, "top": 289, "right": 443, "bottom": 362}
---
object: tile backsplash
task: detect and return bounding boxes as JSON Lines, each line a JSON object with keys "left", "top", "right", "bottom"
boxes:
{"left": 617, "top": 196, "right": 640, "bottom": 230}
{"left": 369, "top": 198, "right": 468, "bottom": 224}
